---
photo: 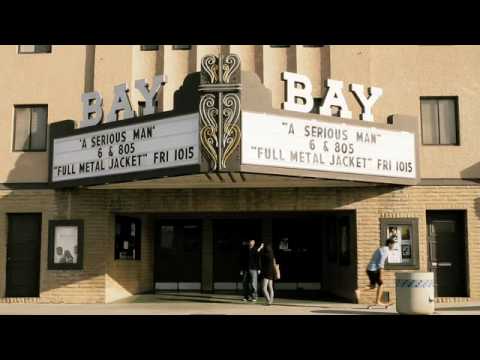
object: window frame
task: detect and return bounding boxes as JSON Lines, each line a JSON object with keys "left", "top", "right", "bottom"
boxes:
{"left": 12, "top": 104, "right": 48, "bottom": 152}
{"left": 17, "top": 45, "right": 52, "bottom": 54}
{"left": 420, "top": 96, "right": 460, "bottom": 146}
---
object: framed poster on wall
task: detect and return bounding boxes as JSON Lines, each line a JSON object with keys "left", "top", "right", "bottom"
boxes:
{"left": 48, "top": 220, "right": 84, "bottom": 270}
{"left": 379, "top": 218, "right": 419, "bottom": 270}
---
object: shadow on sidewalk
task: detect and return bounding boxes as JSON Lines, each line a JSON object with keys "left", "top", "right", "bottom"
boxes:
{"left": 311, "top": 309, "right": 397, "bottom": 315}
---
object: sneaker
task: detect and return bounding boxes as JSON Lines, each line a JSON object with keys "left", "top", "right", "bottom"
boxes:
{"left": 242, "top": 298, "right": 248, "bottom": 302}
{"left": 251, "top": 298, "right": 257, "bottom": 302}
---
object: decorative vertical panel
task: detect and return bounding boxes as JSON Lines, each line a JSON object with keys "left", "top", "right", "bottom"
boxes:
{"left": 198, "top": 54, "right": 241, "bottom": 171}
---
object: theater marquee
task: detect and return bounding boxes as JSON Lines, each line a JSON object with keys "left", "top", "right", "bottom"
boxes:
{"left": 241, "top": 111, "right": 416, "bottom": 180}
{"left": 50, "top": 113, "right": 200, "bottom": 187}
{"left": 49, "top": 53, "right": 420, "bottom": 188}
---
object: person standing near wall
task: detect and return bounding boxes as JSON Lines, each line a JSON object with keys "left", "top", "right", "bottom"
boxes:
{"left": 355, "top": 238, "right": 396, "bottom": 309}
{"left": 258, "top": 242, "right": 276, "bottom": 306}
{"left": 240, "top": 239, "right": 261, "bottom": 302}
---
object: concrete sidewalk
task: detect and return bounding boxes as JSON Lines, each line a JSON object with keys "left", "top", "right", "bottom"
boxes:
{"left": 0, "top": 292, "right": 479, "bottom": 315}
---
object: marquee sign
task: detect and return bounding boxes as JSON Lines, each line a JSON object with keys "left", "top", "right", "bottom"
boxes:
{"left": 48, "top": 53, "right": 420, "bottom": 188}
{"left": 49, "top": 113, "right": 200, "bottom": 187}
{"left": 241, "top": 111, "right": 416, "bottom": 180}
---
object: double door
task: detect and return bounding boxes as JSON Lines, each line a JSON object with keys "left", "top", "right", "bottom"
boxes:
{"left": 272, "top": 217, "right": 322, "bottom": 290}
{"left": 155, "top": 220, "right": 202, "bottom": 290}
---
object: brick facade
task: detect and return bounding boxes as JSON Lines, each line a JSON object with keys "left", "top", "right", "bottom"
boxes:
{"left": 1, "top": 185, "right": 478, "bottom": 303}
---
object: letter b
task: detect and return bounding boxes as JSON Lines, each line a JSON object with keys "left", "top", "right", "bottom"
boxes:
{"left": 80, "top": 91, "right": 103, "bottom": 128}
{"left": 281, "top": 71, "right": 314, "bottom": 113}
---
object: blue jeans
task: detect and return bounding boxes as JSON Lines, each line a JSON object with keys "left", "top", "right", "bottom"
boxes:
{"left": 242, "top": 270, "right": 258, "bottom": 300}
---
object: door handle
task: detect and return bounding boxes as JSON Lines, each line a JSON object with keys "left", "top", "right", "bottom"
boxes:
{"left": 438, "top": 262, "right": 452, "bottom": 267}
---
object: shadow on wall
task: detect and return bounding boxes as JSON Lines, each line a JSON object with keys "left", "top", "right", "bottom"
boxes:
{"left": 460, "top": 162, "right": 480, "bottom": 181}
{"left": 460, "top": 163, "right": 480, "bottom": 218}
{"left": 7, "top": 106, "right": 50, "bottom": 185}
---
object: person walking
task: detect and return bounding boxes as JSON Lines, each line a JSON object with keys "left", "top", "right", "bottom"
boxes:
{"left": 355, "top": 238, "right": 396, "bottom": 309}
{"left": 240, "top": 239, "right": 261, "bottom": 302}
{"left": 258, "top": 242, "right": 277, "bottom": 305}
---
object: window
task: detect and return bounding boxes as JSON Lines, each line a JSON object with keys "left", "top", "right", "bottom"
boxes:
{"left": 140, "top": 45, "right": 159, "bottom": 51}
{"left": 420, "top": 97, "right": 459, "bottom": 145}
{"left": 172, "top": 45, "right": 191, "bottom": 50}
{"left": 115, "top": 216, "right": 141, "bottom": 260}
{"left": 18, "top": 45, "right": 52, "bottom": 54}
{"left": 13, "top": 105, "right": 48, "bottom": 151}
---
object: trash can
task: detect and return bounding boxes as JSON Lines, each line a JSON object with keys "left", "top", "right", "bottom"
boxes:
{"left": 395, "top": 272, "right": 435, "bottom": 315}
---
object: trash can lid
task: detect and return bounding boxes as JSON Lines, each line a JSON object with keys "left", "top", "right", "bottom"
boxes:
{"left": 395, "top": 272, "right": 434, "bottom": 280}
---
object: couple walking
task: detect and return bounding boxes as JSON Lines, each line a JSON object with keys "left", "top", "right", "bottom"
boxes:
{"left": 240, "top": 239, "right": 278, "bottom": 305}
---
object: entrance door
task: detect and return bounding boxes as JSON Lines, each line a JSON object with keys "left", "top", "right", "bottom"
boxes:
{"left": 427, "top": 211, "right": 467, "bottom": 297}
{"left": 272, "top": 217, "right": 323, "bottom": 291}
{"left": 213, "top": 219, "right": 262, "bottom": 290}
{"left": 6, "top": 214, "right": 42, "bottom": 297}
{"left": 155, "top": 220, "right": 202, "bottom": 290}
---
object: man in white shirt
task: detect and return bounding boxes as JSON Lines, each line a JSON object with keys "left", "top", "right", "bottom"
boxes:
{"left": 355, "top": 238, "right": 396, "bottom": 308}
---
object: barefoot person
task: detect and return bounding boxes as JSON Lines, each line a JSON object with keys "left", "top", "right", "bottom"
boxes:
{"left": 355, "top": 238, "right": 396, "bottom": 308}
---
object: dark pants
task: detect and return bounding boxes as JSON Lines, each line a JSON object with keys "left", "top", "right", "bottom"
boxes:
{"left": 242, "top": 270, "right": 258, "bottom": 300}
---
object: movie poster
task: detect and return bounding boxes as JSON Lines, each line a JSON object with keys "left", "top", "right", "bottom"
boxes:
{"left": 386, "top": 224, "right": 413, "bottom": 264}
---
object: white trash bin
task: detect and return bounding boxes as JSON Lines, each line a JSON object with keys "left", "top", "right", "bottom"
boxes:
{"left": 395, "top": 272, "right": 435, "bottom": 315}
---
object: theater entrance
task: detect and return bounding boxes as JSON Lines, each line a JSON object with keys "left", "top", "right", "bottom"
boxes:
{"left": 210, "top": 211, "right": 356, "bottom": 299}
{"left": 153, "top": 211, "right": 356, "bottom": 300}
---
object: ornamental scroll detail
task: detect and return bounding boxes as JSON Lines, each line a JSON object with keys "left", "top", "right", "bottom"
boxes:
{"left": 199, "top": 54, "right": 241, "bottom": 171}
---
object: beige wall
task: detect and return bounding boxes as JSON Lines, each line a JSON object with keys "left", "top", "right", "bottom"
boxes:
{"left": 0, "top": 45, "right": 86, "bottom": 183}
{"left": 1, "top": 45, "right": 480, "bottom": 182}
{"left": 330, "top": 45, "right": 480, "bottom": 179}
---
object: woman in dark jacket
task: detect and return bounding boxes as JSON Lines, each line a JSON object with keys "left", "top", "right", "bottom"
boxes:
{"left": 258, "top": 243, "right": 276, "bottom": 305}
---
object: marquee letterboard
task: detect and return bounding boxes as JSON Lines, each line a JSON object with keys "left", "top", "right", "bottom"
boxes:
{"left": 50, "top": 113, "right": 200, "bottom": 187}
{"left": 241, "top": 111, "right": 418, "bottom": 184}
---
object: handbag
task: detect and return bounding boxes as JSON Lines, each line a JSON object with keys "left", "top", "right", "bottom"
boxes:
{"left": 274, "top": 259, "right": 281, "bottom": 280}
